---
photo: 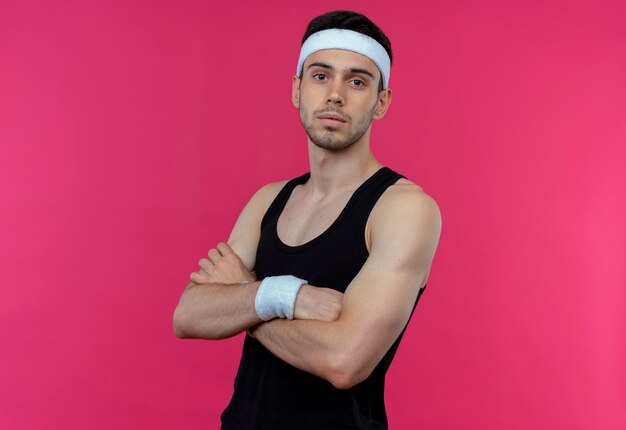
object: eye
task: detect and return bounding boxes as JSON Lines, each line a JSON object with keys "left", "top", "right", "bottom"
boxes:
{"left": 350, "top": 79, "right": 365, "bottom": 87}
{"left": 313, "top": 73, "right": 327, "bottom": 81}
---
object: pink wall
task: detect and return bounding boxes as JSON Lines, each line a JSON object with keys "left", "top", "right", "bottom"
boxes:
{"left": 1, "top": 0, "right": 624, "bottom": 428}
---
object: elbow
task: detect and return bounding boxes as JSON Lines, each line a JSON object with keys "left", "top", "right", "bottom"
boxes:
{"left": 173, "top": 306, "right": 191, "bottom": 339}
{"left": 173, "top": 327, "right": 187, "bottom": 339}
{"left": 173, "top": 282, "right": 201, "bottom": 339}
{"left": 325, "top": 353, "right": 372, "bottom": 390}
{"left": 327, "top": 373, "right": 361, "bottom": 390}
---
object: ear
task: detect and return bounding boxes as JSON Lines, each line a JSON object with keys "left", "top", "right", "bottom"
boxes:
{"left": 372, "top": 88, "right": 393, "bottom": 120}
{"left": 292, "top": 75, "right": 301, "bottom": 108}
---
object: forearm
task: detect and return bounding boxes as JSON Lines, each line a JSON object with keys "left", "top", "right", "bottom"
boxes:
{"left": 251, "top": 318, "right": 364, "bottom": 389}
{"left": 173, "top": 280, "right": 261, "bottom": 340}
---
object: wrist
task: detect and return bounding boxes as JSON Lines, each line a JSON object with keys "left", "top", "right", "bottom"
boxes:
{"left": 254, "top": 275, "right": 307, "bottom": 321}
{"left": 247, "top": 322, "right": 260, "bottom": 338}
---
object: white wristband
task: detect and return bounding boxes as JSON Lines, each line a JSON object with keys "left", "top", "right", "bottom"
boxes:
{"left": 254, "top": 275, "right": 307, "bottom": 321}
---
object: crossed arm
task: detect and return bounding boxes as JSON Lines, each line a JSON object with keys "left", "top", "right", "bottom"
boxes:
{"left": 173, "top": 182, "right": 343, "bottom": 339}
{"left": 173, "top": 183, "right": 441, "bottom": 389}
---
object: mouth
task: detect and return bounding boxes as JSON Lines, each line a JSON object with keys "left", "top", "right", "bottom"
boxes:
{"left": 317, "top": 113, "right": 346, "bottom": 122}
{"left": 316, "top": 112, "right": 347, "bottom": 127}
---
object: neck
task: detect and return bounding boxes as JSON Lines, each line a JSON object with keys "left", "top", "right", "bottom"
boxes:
{"left": 305, "top": 129, "right": 382, "bottom": 196}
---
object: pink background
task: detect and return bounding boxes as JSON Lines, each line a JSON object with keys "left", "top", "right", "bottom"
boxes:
{"left": 1, "top": 0, "right": 624, "bottom": 428}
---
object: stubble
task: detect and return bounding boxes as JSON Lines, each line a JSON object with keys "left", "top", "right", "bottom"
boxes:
{"left": 300, "top": 102, "right": 377, "bottom": 151}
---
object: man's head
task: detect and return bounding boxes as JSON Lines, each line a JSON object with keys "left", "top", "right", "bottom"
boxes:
{"left": 293, "top": 10, "right": 394, "bottom": 151}
{"left": 299, "top": 11, "right": 393, "bottom": 92}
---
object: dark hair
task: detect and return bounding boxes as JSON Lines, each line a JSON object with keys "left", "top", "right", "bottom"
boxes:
{"left": 301, "top": 10, "right": 392, "bottom": 91}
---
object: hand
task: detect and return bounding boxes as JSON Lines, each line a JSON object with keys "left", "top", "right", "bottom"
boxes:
{"left": 190, "top": 242, "right": 256, "bottom": 285}
{"left": 293, "top": 285, "right": 343, "bottom": 322}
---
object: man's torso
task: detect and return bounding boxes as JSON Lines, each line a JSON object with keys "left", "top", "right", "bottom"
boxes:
{"left": 220, "top": 167, "right": 425, "bottom": 430}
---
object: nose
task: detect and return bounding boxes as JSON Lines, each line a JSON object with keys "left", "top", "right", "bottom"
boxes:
{"left": 326, "top": 80, "right": 344, "bottom": 106}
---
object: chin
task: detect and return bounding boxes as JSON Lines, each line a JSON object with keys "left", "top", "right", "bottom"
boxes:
{"left": 311, "top": 139, "right": 355, "bottom": 152}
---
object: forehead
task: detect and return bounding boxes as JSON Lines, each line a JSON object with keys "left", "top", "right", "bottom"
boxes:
{"left": 302, "top": 49, "right": 379, "bottom": 75}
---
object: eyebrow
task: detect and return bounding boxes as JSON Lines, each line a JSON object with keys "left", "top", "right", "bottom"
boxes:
{"left": 306, "top": 61, "right": 377, "bottom": 80}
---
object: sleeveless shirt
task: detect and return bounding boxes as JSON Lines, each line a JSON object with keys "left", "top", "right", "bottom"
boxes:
{"left": 220, "top": 167, "right": 426, "bottom": 430}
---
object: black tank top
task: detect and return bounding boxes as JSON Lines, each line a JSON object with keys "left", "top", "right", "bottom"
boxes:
{"left": 221, "top": 167, "right": 426, "bottom": 429}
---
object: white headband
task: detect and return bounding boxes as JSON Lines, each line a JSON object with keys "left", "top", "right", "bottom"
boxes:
{"left": 296, "top": 29, "right": 391, "bottom": 89}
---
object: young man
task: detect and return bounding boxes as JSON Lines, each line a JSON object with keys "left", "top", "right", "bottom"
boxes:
{"left": 173, "top": 10, "right": 442, "bottom": 429}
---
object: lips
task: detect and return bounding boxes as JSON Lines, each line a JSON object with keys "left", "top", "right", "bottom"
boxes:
{"left": 317, "top": 113, "right": 346, "bottom": 123}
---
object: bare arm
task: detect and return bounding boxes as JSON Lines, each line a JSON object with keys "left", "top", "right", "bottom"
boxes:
{"left": 249, "top": 187, "right": 442, "bottom": 389}
{"left": 173, "top": 263, "right": 262, "bottom": 339}
{"left": 173, "top": 183, "right": 279, "bottom": 340}
{"left": 173, "top": 181, "right": 343, "bottom": 340}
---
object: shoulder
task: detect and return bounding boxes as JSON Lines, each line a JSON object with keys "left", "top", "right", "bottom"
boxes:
{"left": 227, "top": 178, "right": 291, "bottom": 267}
{"left": 367, "top": 176, "right": 442, "bottom": 253}
{"left": 253, "top": 180, "right": 290, "bottom": 205}
{"left": 245, "top": 179, "right": 290, "bottom": 215}
{"left": 376, "top": 177, "right": 441, "bottom": 224}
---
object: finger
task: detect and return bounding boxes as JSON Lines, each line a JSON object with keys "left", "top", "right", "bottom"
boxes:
{"left": 196, "top": 270, "right": 211, "bottom": 283}
{"left": 208, "top": 249, "right": 221, "bottom": 264}
{"left": 198, "top": 258, "right": 212, "bottom": 270}
{"left": 190, "top": 272, "right": 208, "bottom": 283}
{"left": 216, "top": 242, "right": 233, "bottom": 256}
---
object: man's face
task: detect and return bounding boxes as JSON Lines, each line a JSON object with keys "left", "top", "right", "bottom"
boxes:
{"left": 293, "top": 49, "right": 391, "bottom": 151}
